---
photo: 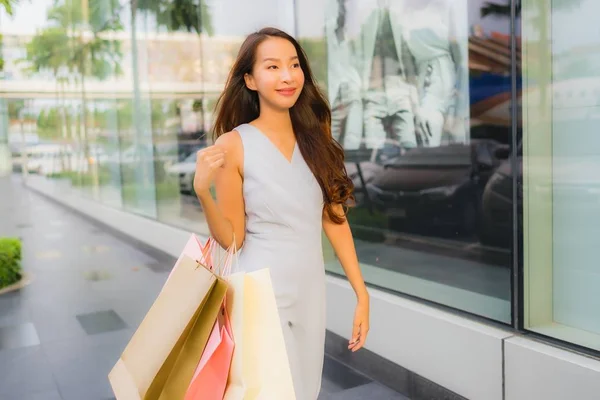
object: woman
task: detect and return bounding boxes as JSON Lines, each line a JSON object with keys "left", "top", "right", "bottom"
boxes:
{"left": 193, "top": 27, "right": 370, "bottom": 399}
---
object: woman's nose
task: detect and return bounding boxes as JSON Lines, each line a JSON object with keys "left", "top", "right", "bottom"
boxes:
{"left": 280, "top": 68, "right": 292, "bottom": 82}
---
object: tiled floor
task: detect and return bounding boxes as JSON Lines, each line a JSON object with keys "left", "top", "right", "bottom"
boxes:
{"left": 0, "top": 176, "right": 407, "bottom": 400}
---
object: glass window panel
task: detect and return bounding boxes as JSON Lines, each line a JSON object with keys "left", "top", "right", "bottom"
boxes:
{"left": 0, "top": 0, "right": 530, "bottom": 330}
{"left": 0, "top": 97, "right": 9, "bottom": 176}
{"left": 101, "top": 1, "right": 157, "bottom": 219}
{"left": 297, "top": 0, "right": 516, "bottom": 323}
{"left": 522, "top": 0, "right": 600, "bottom": 351}
{"left": 95, "top": 98, "right": 123, "bottom": 209}
{"left": 137, "top": 0, "right": 209, "bottom": 233}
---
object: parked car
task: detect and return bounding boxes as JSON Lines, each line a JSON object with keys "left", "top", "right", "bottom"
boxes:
{"left": 166, "top": 151, "right": 198, "bottom": 194}
{"left": 22, "top": 144, "right": 82, "bottom": 175}
{"left": 366, "top": 140, "right": 507, "bottom": 235}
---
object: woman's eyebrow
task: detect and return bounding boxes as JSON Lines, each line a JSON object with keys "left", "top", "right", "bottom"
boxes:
{"left": 262, "top": 56, "right": 299, "bottom": 62}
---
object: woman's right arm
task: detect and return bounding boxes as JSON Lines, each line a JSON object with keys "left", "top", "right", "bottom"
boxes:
{"left": 194, "top": 131, "right": 245, "bottom": 250}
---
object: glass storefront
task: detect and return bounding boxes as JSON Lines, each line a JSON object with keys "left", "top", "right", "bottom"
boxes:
{"left": 301, "top": 0, "right": 516, "bottom": 323}
{"left": 522, "top": 0, "right": 600, "bottom": 352}
{"left": 1, "top": 0, "right": 596, "bottom": 353}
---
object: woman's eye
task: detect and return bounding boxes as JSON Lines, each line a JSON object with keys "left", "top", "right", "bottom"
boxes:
{"left": 268, "top": 65, "right": 278, "bottom": 70}
{"left": 292, "top": 63, "right": 300, "bottom": 68}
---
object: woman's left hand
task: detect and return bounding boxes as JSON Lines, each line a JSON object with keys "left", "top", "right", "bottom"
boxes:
{"left": 349, "top": 297, "right": 370, "bottom": 352}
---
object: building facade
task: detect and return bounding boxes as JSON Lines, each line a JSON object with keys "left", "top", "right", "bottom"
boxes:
{"left": 2, "top": 0, "right": 600, "bottom": 398}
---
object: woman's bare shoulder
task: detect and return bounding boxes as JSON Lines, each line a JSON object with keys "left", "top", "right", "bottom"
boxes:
{"left": 215, "top": 130, "right": 242, "bottom": 150}
{"left": 214, "top": 130, "right": 244, "bottom": 168}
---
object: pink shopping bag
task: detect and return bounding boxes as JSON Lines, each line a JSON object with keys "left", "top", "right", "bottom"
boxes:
{"left": 184, "top": 238, "right": 236, "bottom": 400}
{"left": 184, "top": 306, "right": 234, "bottom": 400}
{"left": 165, "top": 234, "right": 213, "bottom": 286}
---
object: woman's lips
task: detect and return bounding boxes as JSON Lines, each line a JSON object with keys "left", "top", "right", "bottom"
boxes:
{"left": 276, "top": 88, "right": 297, "bottom": 97}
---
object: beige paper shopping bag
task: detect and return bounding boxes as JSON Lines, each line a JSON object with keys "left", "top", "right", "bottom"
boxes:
{"left": 109, "top": 255, "right": 226, "bottom": 400}
{"left": 154, "top": 275, "right": 227, "bottom": 400}
{"left": 224, "top": 269, "right": 296, "bottom": 400}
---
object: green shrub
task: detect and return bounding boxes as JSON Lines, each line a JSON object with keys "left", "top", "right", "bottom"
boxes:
{"left": 0, "top": 238, "right": 22, "bottom": 289}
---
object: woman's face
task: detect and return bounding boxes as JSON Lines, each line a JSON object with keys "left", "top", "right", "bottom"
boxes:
{"left": 245, "top": 37, "right": 305, "bottom": 111}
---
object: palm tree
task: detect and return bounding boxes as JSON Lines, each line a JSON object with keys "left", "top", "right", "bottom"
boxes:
{"left": 0, "top": 0, "right": 16, "bottom": 14}
{"left": 133, "top": 0, "right": 213, "bottom": 35}
{"left": 22, "top": 0, "right": 124, "bottom": 188}
{"left": 0, "top": 0, "right": 19, "bottom": 177}
{"left": 125, "top": 0, "right": 214, "bottom": 195}
{"left": 0, "top": 0, "right": 18, "bottom": 70}
{"left": 129, "top": 0, "right": 213, "bottom": 138}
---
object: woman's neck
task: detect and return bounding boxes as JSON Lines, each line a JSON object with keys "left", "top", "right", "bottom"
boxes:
{"left": 255, "top": 105, "right": 294, "bottom": 137}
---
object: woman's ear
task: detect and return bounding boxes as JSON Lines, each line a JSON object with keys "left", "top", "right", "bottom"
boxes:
{"left": 244, "top": 73, "right": 257, "bottom": 91}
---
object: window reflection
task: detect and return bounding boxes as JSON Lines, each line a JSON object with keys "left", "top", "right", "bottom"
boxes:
{"left": 4, "top": 0, "right": 518, "bottom": 324}
{"left": 304, "top": 0, "right": 518, "bottom": 322}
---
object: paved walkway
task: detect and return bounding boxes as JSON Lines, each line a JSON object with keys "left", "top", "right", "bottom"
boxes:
{"left": 0, "top": 176, "right": 407, "bottom": 400}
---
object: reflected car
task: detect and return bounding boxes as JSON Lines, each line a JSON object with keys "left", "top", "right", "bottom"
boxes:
{"left": 21, "top": 144, "right": 90, "bottom": 175}
{"left": 478, "top": 146, "right": 520, "bottom": 247}
{"left": 344, "top": 141, "right": 404, "bottom": 205}
{"left": 365, "top": 140, "right": 507, "bottom": 235}
{"left": 166, "top": 151, "right": 197, "bottom": 194}
{"left": 479, "top": 145, "right": 600, "bottom": 248}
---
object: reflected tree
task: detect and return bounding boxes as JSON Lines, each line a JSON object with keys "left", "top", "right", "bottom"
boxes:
{"left": 22, "top": 0, "right": 124, "bottom": 185}
{"left": 299, "top": 38, "right": 327, "bottom": 87}
{"left": 22, "top": 28, "right": 71, "bottom": 141}
{"left": 37, "top": 108, "right": 62, "bottom": 139}
{"left": 134, "top": 0, "right": 213, "bottom": 35}
{"left": 130, "top": 0, "right": 214, "bottom": 153}
{"left": 128, "top": 0, "right": 214, "bottom": 110}
{"left": 7, "top": 100, "right": 25, "bottom": 121}
{"left": 0, "top": 0, "right": 16, "bottom": 14}
{"left": 0, "top": 0, "right": 18, "bottom": 74}
{"left": 131, "top": 0, "right": 213, "bottom": 35}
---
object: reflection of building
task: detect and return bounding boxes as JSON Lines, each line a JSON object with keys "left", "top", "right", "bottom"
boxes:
{"left": 468, "top": 33, "right": 521, "bottom": 74}
{"left": 0, "top": 31, "right": 243, "bottom": 100}
{"left": 468, "top": 32, "right": 521, "bottom": 133}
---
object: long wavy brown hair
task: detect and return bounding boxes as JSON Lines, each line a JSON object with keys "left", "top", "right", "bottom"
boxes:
{"left": 212, "top": 27, "right": 354, "bottom": 224}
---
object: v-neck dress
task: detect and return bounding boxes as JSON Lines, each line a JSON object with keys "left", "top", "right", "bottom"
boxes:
{"left": 235, "top": 123, "right": 325, "bottom": 400}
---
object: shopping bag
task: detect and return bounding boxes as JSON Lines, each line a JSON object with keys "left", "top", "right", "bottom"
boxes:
{"left": 223, "top": 269, "right": 296, "bottom": 400}
{"left": 184, "top": 307, "right": 234, "bottom": 400}
{"left": 166, "top": 234, "right": 213, "bottom": 284}
{"left": 185, "top": 237, "right": 236, "bottom": 400}
{"left": 156, "top": 281, "right": 228, "bottom": 400}
{"left": 108, "top": 254, "right": 228, "bottom": 400}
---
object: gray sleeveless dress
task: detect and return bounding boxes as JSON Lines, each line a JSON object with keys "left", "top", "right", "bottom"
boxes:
{"left": 235, "top": 123, "right": 326, "bottom": 400}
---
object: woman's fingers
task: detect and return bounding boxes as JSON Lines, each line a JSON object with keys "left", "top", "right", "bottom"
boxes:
{"left": 198, "top": 145, "right": 225, "bottom": 159}
{"left": 209, "top": 157, "right": 225, "bottom": 169}
{"left": 193, "top": 145, "right": 226, "bottom": 194}
{"left": 204, "top": 153, "right": 225, "bottom": 165}
{"left": 349, "top": 324, "right": 369, "bottom": 352}
{"left": 348, "top": 322, "right": 361, "bottom": 350}
{"left": 197, "top": 146, "right": 226, "bottom": 169}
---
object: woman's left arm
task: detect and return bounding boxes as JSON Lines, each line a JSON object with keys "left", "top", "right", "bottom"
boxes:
{"left": 323, "top": 204, "right": 370, "bottom": 352}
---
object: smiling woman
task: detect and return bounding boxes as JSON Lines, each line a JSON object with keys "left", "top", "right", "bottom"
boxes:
{"left": 192, "top": 27, "right": 370, "bottom": 400}
{"left": 210, "top": 28, "right": 355, "bottom": 224}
